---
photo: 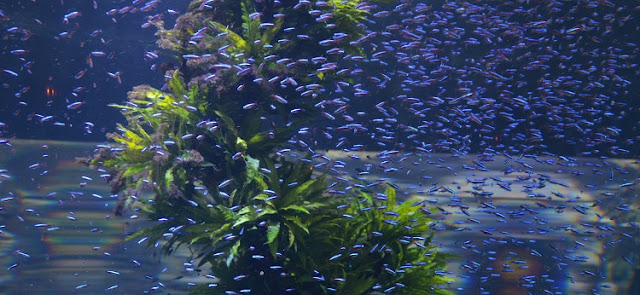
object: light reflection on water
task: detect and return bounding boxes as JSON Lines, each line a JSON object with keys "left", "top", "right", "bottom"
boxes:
{"left": 0, "top": 140, "right": 193, "bottom": 294}
{"left": 1, "top": 140, "right": 639, "bottom": 294}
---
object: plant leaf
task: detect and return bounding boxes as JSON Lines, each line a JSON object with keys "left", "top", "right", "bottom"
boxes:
{"left": 209, "top": 21, "right": 248, "bottom": 52}
{"left": 164, "top": 167, "right": 174, "bottom": 191}
{"left": 226, "top": 240, "right": 241, "bottom": 267}
{"left": 267, "top": 222, "right": 280, "bottom": 258}
{"left": 284, "top": 216, "right": 309, "bottom": 234}
{"left": 283, "top": 205, "right": 310, "bottom": 215}
{"left": 232, "top": 214, "right": 253, "bottom": 228}
{"left": 267, "top": 222, "right": 280, "bottom": 244}
{"left": 122, "top": 162, "right": 149, "bottom": 177}
{"left": 385, "top": 185, "right": 396, "bottom": 206}
{"left": 214, "top": 110, "right": 238, "bottom": 137}
{"left": 169, "top": 70, "right": 186, "bottom": 96}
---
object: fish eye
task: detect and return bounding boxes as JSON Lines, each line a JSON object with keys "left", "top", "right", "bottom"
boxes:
{"left": 44, "top": 85, "right": 57, "bottom": 97}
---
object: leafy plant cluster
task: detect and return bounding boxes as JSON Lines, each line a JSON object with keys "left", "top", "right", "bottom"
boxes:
{"left": 84, "top": 0, "right": 454, "bottom": 294}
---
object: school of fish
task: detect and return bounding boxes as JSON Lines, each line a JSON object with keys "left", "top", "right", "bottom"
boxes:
{"left": 0, "top": 0, "right": 639, "bottom": 294}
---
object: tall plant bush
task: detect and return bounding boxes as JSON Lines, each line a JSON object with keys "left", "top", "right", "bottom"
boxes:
{"left": 84, "top": 0, "right": 454, "bottom": 294}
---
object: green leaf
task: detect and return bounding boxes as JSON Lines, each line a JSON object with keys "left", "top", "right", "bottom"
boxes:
{"left": 169, "top": 70, "right": 186, "bottom": 96}
{"left": 123, "top": 226, "right": 159, "bottom": 243}
{"left": 245, "top": 155, "right": 260, "bottom": 182}
{"left": 210, "top": 21, "right": 248, "bottom": 51}
{"left": 187, "top": 83, "right": 199, "bottom": 101}
{"left": 260, "top": 17, "right": 284, "bottom": 45}
{"left": 241, "top": 0, "right": 260, "bottom": 53}
{"left": 240, "top": 113, "right": 262, "bottom": 141}
{"left": 240, "top": 0, "right": 252, "bottom": 31}
{"left": 283, "top": 205, "right": 310, "bottom": 215}
{"left": 359, "top": 189, "right": 374, "bottom": 204}
{"left": 281, "top": 177, "right": 319, "bottom": 207}
{"left": 337, "top": 275, "right": 376, "bottom": 294}
{"left": 287, "top": 227, "right": 296, "bottom": 248}
{"left": 254, "top": 193, "right": 270, "bottom": 202}
{"left": 226, "top": 240, "right": 241, "bottom": 267}
{"left": 122, "top": 162, "right": 149, "bottom": 177}
{"left": 254, "top": 176, "right": 268, "bottom": 191}
{"left": 214, "top": 110, "right": 238, "bottom": 137}
{"left": 164, "top": 168, "right": 174, "bottom": 191}
{"left": 267, "top": 222, "right": 280, "bottom": 258}
{"left": 232, "top": 214, "right": 253, "bottom": 228}
{"left": 197, "top": 161, "right": 216, "bottom": 168}
{"left": 284, "top": 216, "right": 309, "bottom": 234}
{"left": 237, "top": 206, "right": 252, "bottom": 215}
{"left": 267, "top": 222, "right": 280, "bottom": 244}
{"left": 247, "top": 126, "right": 297, "bottom": 156}
{"left": 258, "top": 207, "right": 277, "bottom": 217}
{"left": 216, "top": 205, "right": 234, "bottom": 221}
{"left": 385, "top": 185, "right": 397, "bottom": 206}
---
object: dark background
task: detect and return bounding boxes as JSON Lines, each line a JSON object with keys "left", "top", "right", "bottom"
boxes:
{"left": 0, "top": 0, "right": 175, "bottom": 142}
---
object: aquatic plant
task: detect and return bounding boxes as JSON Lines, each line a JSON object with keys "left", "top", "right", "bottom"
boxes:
{"left": 83, "top": 0, "right": 454, "bottom": 293}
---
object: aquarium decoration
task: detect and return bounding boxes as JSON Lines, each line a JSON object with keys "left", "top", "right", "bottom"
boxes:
{"left": 84, "top": 0, "right": 453, "bottom": 294}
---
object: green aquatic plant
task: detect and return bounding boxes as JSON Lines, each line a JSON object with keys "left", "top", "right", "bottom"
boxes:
{"left": 83, "top": 0, "right": 454, "bottom": 294}
{"left": 209, "top": 0, "right": 285, "bottom": 62}
{"left": 277, "top": 185, "right": 455, "bottom": 295}
{"left": 328, "top": 0, "right": 371, "bottom": 38}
